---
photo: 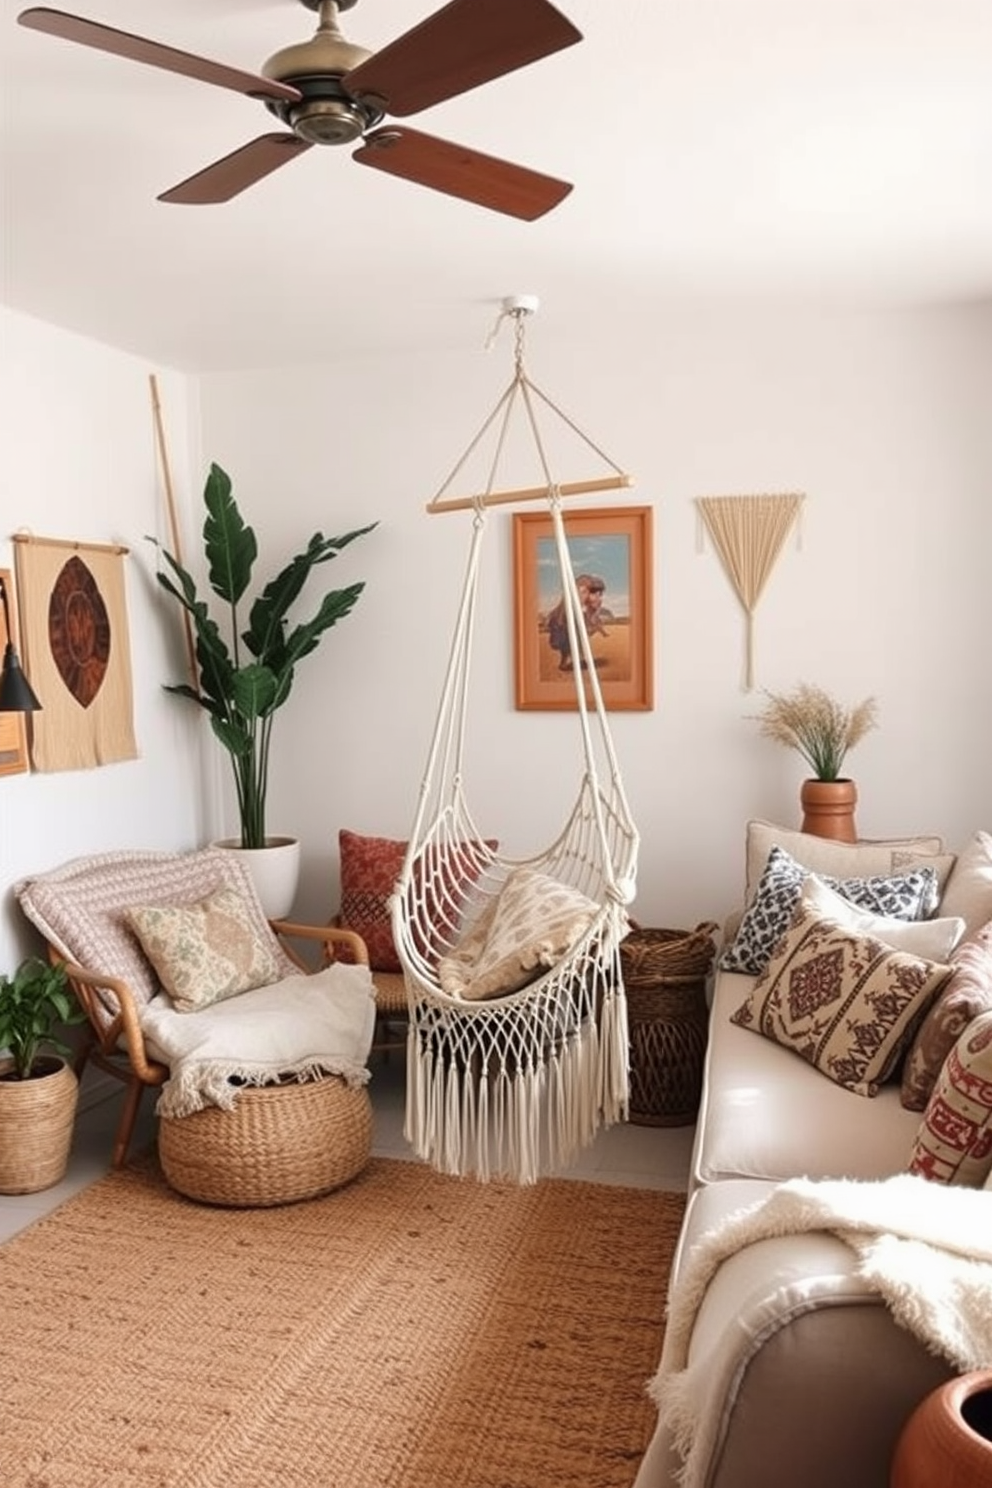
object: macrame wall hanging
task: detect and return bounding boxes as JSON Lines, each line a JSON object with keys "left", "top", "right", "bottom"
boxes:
{"left": 696, "top": 492, "right": 804, "bottom": 690}
{"left": 392, "top": 296, "right": 640, "bottom": 1185}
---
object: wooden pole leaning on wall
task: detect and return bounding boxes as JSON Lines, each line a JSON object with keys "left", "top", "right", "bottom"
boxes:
{"left": 148, "top": 373, "right": 199, "bottom": 694}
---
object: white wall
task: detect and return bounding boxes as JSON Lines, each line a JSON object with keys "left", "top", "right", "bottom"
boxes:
{"left": 0, "top": 307, "right": 206, "bottom": 973}
{"left": 196, "top": 301, "right": 992, "bottom": 935}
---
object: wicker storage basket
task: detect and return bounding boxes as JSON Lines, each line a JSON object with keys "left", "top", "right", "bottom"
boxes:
{"left": 0, "top": 1057, "right": 79, "bottom": 1194}
{"left": 620, "top": 923, "right": 718, "bottom": 1127}
{"left": 159, "top": 1075, "right": 373, "bottom": 1208}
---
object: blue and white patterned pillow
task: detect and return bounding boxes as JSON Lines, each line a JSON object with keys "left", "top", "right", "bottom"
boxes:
{"left": 721, "top": 844, "right": 940, "bottom": 977}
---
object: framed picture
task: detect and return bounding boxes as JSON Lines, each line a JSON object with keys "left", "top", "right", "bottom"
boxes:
{"left": 513, "top": 506, "right": 654, "bottom": 711}
{"left": 0, "top": 568, "right": 29, "bottom": 776}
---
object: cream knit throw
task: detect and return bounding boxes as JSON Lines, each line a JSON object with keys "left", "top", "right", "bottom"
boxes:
{"left": 140, "top": 963, "right": 376, "bottom": 1118}
{"left": 652, "top": 1173, "right": 992, "bottom": 1488}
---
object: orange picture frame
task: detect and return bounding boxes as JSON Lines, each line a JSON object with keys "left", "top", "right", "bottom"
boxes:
{"left": 0, "top": 567, "right": 29, "bottom": 776}
{"left": 512, "top": 506, "right": 654, "bottom": 712}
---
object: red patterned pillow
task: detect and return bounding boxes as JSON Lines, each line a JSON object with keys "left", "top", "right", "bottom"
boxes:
{"left": 337, "top": 830, "right": 497, "bottom": 974}
{"left": 909, "top": 1010, "right": 992, "bottom": 1185}
{"left": 338, "top": 831, "right": 407, "bottom": 973}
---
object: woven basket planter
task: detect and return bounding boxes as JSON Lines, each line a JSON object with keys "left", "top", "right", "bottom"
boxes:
{"left": 0, "top": 1056, "right": 79, "bottom": 1194}
{"left": 620, "top": 924, "right": 718, "bottom": 1127}
{"left": 159, "top": 1075, "right": 373, "bottom": 1208}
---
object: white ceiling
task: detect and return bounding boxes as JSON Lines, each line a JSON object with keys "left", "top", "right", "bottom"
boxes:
{"left": 3, "top": 0, "right": 992, "bottom": 373}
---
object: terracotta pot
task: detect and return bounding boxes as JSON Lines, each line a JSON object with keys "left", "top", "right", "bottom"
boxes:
{"left": 799, "top": 778, "right": 858, "bottom": 842}
{"left": 890, "top": 1370, "right": 992, "bottom": 1488}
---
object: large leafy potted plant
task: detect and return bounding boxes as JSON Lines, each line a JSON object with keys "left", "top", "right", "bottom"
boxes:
{"left": 750, "top": 682, "right": 878, "bottom": 842}
{"left": 0, "top": 954, "right": 85, "bottom": 1193}
{"left": 151, "top": 462, "right": 376, "bottom": 912}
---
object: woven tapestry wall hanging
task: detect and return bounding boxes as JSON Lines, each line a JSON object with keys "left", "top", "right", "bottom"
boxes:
{"left": 13, "top": 535, "right": 138, "bottom": 772}
{"left": 696, "top": 492, "right": 804, "bottom": 690}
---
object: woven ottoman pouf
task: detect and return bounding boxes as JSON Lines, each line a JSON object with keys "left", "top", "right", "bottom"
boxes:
{"left": 158, "top": 1075, "right": 373, "bottom": 1207}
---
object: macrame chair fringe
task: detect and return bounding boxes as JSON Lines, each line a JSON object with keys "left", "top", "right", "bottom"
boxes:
{"left": 392, "top": 312, "right": 639, "bottom": 1183}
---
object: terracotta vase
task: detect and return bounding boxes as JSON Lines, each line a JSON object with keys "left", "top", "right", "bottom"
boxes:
{"left": 890, "top": 1371, "right": 992, "bottom": 1488}
{"left": 799, "top": 778, "right": 858, "bottom": 842}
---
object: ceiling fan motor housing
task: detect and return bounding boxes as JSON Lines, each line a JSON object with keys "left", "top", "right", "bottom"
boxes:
{"left": 266, "top": 78, "right": 383, "bottom": 145}
{"left": 262, "top": 5, "right": 381, "bottom": 146}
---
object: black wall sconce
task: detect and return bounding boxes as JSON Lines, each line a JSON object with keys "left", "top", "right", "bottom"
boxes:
{"left": 0, "top": 573, "right": 42, "bottom": 713}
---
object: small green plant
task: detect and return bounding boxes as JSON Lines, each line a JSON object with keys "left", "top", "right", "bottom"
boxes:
{"left": 751, "top": 683, "right": 878, "bottom": 781}
{"left": 150, "top": 462, "right": 377, "bottom": 850}
{"left": 0, "top": 956, "right": 84, "bottom": 1080}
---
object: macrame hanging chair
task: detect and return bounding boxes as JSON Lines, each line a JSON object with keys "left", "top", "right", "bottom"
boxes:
{"left": 391, "top": 300, "right": 641, "bottom": 1185}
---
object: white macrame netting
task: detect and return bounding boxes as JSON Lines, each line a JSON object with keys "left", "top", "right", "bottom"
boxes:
{"left": 392, "top": 490, "right": 640, "bottom": 1185}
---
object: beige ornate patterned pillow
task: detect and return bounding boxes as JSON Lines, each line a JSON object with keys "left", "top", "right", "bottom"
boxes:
{"left": 125, "top": 887, "right": 284, "bottom": 1012}
{"left": 909, "top": 1010, "right": 992, "bottom": 1185}
{"left": 731, "top": 902, "right": 953, "bottom": 1097}
{"left": 437, "top": 866, "right": 598, "bottom": 1002}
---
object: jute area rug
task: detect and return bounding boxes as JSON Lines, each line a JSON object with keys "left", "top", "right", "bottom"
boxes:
{"left": 1, "top": 1154, "right": 685, "bottom": 1488}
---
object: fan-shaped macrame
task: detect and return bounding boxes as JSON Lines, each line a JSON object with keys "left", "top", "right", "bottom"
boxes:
{"left": 391, "top": 306, "right": 640, "bottom": 1184}
{"left": 697, "top": 493, "right": 804, "bottom": 689}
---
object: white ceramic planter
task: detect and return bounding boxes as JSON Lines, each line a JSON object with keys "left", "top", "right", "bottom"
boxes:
{"left": 211, "top": 836, "right": 302, "bottom": 920}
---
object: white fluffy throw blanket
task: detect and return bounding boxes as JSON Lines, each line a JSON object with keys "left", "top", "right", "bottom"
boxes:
{"left": 140, "top": 963, "right": 377, "bottom": 1118}
{"left": 652, "top": 1173, "right": 992, "bottom": 1488}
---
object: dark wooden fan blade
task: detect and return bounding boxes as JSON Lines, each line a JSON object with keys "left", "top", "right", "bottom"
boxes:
{"left": 353, "top": 127, "right": 572, "bottom": 220}
{"left": 158, "top": 135, "right": 312, "bottom": 205}
{"left": 342, "top": 0, "right": 581, "bottom": 117}
{"left": 17, "top": 8, "right": 301, "bottom": 102}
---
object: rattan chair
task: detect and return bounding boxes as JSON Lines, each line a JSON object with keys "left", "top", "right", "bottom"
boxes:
{"left": 16, "top": 848, "right": 374, "bottom": 1170}
{"left": 326, "top": 915, "right": 409, "bottom": 1056}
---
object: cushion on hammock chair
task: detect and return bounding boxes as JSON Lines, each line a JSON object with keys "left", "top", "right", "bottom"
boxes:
{"left": 437, "top": 866, "right": 599, "bottom": 1003}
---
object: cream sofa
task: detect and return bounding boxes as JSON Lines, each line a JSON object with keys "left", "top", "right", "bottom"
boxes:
{"left": 633, "top": 823, "right": 992, "bottom": 1488}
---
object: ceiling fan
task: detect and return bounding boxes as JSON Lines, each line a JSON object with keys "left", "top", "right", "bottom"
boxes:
{"left": 17, "top": 0, "right": 582, "bottom": 219}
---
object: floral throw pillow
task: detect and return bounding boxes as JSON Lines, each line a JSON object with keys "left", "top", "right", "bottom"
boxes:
{"left": 125, "top": 886, "right": 284, "bottom": 1012}
{"left": 720, "top": 845, "right": 941, "bottom": 977}
{"left": 730, "top": 901, "right": 953, "bottom": 1097}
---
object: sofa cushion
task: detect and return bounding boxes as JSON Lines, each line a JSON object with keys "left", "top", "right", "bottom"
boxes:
{"left": 722, "top": 845, "right": 941, "bottom": 977}
{"left": 900, "top": 917, "right": 992, "bottom": 1111}
{"left": 692, "top": 972, "right": 924, "bottom": 1187}
{"left": 908, "top": 1010, "right": 992, "bottom": 1186}
{"left": 939, "top": 830, "right": 992, "bottom": 939}
{"left": 743, "top": 821, "right": 950, "bottom": 906}
{"left": 730, "top": 901, "right": 952, "bottom": 1097}
{"left": 800, "top": 877, "right": 964, "bottom": 964}
{"left": 125, "top": 887, "right": 284, "bottom": 1012}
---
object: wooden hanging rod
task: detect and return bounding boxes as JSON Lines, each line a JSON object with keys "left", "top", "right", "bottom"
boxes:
{"left": 11, "top": 533, "right": 130, "bottom": 556}
{"left": 427, "top": 474, "right": 634, "bottom": 515}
